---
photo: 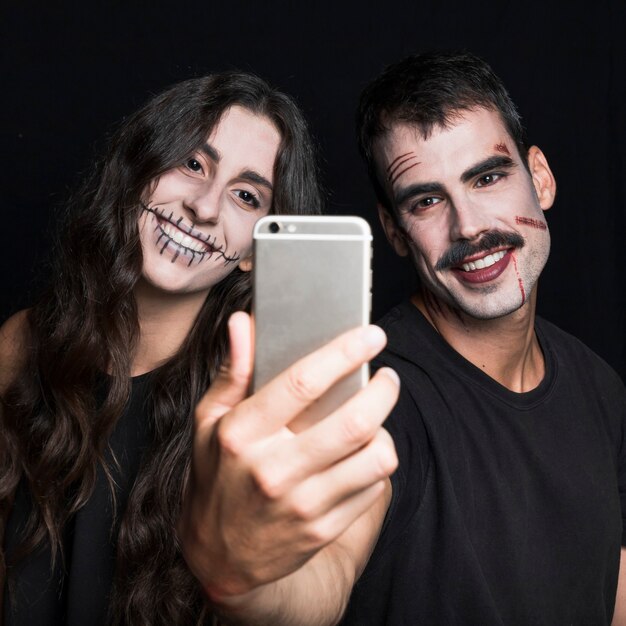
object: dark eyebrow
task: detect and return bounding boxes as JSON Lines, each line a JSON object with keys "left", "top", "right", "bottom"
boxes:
{"left": 200, "top": 143, "right": 220, "bottom": 163}
{"left": 198, "top": 145, "right": 273, "bottom": 191}
{"left": 392, "top": 155, "right": 517, "bottom": 209}
{"left": 394, "top": 181, "right": 445, "bottom": 208}
{"left": 240, "top": 169, "right": 273, "bottom": 192}
{"left": 460, "top": 155, "right": 516, "bottom": 183}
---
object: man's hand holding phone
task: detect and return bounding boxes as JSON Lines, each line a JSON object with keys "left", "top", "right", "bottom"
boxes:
{"left": 177, "top": 312, "right": 399, "bottom": 623}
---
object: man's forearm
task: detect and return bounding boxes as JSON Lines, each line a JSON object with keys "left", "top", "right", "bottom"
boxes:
{"left": 211, "top": 543, "right": 355, "bottom": 626}
{"left": 180, "top": 320, "right": 397, "bottom": 625}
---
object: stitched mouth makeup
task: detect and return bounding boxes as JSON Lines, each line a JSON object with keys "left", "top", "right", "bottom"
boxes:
{"left": 141, "top": 204, "right": 241, "bottom": 266}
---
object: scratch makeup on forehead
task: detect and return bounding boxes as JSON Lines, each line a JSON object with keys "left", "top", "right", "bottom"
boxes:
{"left": 494, "top": 142, "right": 510, "bottom": 155}
{"left": 387, "top": 152, "right": 421, "bottom": 186}
{"left": 515, "top": 216, "right": 547, "bottom": 231}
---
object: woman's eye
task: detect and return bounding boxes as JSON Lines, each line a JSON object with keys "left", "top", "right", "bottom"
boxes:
{"left": 185, "top": 158, "right": 203, "bottom": 173}
{"left": 235, "top": 190, "right": 260, "bottom": 209}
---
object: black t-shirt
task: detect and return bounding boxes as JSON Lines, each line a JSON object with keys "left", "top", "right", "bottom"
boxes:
{"left": 341, "top": 301, "right": 626, "bottom": 625}
{"left": 3, "top": 372, "right": 153, "bottom": 625}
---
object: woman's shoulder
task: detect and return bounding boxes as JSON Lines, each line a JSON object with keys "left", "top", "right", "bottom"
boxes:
{"left": 0, "top": 309, "right": 31, "bottom": 394}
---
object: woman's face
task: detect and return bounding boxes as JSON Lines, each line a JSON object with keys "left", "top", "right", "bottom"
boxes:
{"left": 138, "top": 105, "right": 281, "bottom": 296}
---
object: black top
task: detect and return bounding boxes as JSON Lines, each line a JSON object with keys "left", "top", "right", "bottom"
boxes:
{"left": 341, "top": 301, "right": 626, "bottom": 625}
{"left": 3, "top": 372, "right": 153, "bottom": 625}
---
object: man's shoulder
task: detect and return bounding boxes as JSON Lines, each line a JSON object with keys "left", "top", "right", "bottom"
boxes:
{"left": 375, "top": 300, "right": 431, "bottom": 354}
{"left": 375, "top": 301, "right": 407, "bottom": 333}
{"left": 373, "top": 301, "right": 449, "bottom": 402}
{"left": 536, "top": 315, "right": 625, "bottom": 391}
{"left": 536, "top": 316, "right": 613, "bottom": 367}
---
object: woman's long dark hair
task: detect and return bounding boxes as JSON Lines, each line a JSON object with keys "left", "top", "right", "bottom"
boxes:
{"left": 0, "top": 72, "right": 322, "bottom": 624}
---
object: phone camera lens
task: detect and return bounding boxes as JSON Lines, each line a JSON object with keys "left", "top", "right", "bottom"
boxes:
{"left": 269, "top": 222, "right": 280, "bottom": 233}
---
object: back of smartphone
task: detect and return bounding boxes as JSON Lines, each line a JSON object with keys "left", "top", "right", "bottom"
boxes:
{"left": 252, "top": 215, "right": 372, "bottom": 429}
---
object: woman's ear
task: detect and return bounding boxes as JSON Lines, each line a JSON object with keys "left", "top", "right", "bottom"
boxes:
{"left": 239, "top": 256, "right": 253, "bottom": 272}
{"left": 527, "top": 146, "right": 557, "bottom": 211}
{"left": 378, "top": 204, "right": 409, "bottom": 257}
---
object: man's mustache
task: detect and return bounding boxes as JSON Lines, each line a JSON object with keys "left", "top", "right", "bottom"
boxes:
{"left": 434, "top": 230, "right": 525, "bottom": 271}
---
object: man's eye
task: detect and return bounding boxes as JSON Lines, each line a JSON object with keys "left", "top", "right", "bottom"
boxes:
{"left": 475, "top": 173, "right": 501, "bottom": 187}
{"left": 235, "top": 189, "right": 260, "bottom": 209}
{"left": 185, "top": 158, "right": 203, "bottom": 173}
{"left": 411, "top": 196, "right": 441, "bottom": 212}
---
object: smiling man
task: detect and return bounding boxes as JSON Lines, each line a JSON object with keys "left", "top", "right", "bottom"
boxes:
{"left": 153, "top": 54, "right": 626, "bottom": 626}
{"left": 340, "top": 52, "right": 626, "bottom": 624}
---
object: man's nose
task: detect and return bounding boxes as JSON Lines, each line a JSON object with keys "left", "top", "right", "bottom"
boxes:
{"left": 448, "top": 197, "right": 491, "bottom": 242}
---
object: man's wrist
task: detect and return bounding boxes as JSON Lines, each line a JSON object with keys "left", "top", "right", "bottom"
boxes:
{"left": 203, "top": 579, "right": 265, "bottom": 611}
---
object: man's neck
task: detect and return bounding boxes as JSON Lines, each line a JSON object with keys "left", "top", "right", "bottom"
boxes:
{"left": 413, "top": 288, "right": 544, "bottom": 393}
{"left": 131, "top": 279, "right": 209, "bottom": 376}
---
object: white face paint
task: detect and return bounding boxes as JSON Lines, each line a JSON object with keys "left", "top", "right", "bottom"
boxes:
{"left": 376, "top": 107, "right": 553, "bottom": 320}
{"left": 138, "top": 105, "right": 281, "bottom": 296}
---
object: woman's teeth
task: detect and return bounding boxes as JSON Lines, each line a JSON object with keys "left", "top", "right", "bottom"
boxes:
{"left": 461, "top": 250, "right": 506, "bottom": 272}
{"left": 161, "top": 223, "right": 207, "bottom": 253}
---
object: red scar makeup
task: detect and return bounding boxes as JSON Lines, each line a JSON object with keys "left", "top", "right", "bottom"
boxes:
{"left": 386, "top": 152, "right": 411, "bottom": 174}
{"left": 494, "top": 142, "right": 510, "bottom": 155}
{"left": 515, "top": 216, "right": 547, "bottom": 230}
{"left": 511, "top": 253, "right": 526, "bottom": 305}
{"left": 387, "top": 152, "right": 421, "bottom": 186}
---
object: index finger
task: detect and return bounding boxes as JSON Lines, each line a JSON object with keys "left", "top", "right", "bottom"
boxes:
{"left": 221, "top": 324, "right": 387, "bottom": 442}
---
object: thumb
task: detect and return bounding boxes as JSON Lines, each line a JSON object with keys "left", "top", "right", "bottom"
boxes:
{"left": 194, "top": 311, "right": 254, "bottom": 429}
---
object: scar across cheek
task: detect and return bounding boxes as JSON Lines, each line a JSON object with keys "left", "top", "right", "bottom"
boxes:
{"left": 494, "top": 142, "right": 510, "bottom": 155}
{"left": 515, "top": 216, "right": 547, "bottom": 230}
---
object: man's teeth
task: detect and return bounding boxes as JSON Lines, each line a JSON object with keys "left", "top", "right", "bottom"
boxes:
{"left": 461, "top": 250, "right": 506, "bottom": 272}
{"left": 162, "top": 223, "right": 207, "bottom": 253}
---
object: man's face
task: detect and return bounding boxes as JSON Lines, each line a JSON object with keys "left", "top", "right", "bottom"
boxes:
{"left": 138, "top": 105, "right": 280, "bottom": 296}
{"left": 374, "top": 107, "right": 555, "bottom": 320}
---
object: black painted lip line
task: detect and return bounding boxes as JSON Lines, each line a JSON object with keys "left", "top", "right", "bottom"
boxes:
{"left": 155, "top": 224, "right": 213, "bottom": 266}
{"left": 155, "top": 221, "right": 212, "bottom": 254}
{"left": 142, "top": 203, "right": 241, "bottom": 265}
{"left": 142, "top": 202, "right": 220, "bottom": 249}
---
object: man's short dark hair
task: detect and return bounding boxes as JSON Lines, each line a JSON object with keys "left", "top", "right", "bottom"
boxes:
{"left": 357, "top": 51, "right": 529, "bottom": 210}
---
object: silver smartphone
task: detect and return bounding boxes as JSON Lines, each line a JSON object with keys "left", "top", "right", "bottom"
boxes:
{"left": 252, "top": 215, "right": 372, "bottom": 430}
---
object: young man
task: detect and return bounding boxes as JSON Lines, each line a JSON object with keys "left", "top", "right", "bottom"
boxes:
{"left": 179, "top": 53, "right": 626, "bottom": 625}
{"left": 340, "top": 51, "right": 626, "bottom": 624}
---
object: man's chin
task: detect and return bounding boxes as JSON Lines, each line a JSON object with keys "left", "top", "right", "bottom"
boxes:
{"left": 454, "top": 298, "right": 526, "bottom": 321}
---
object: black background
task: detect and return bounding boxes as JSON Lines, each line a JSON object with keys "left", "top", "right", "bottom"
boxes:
{"left": 1, "top": 1, "right": 625, "bottom": 380}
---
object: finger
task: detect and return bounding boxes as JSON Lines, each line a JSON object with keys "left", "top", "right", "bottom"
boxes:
{"left": 283, "top": 427, "right": 398, "bottom": 521}
{"left": 248, "top": 368, "right": 400, "bottom": 492}
{"left": 227, "top": 311, "right": 254, "bottom": 384}
{"left": 222, "top": 324, "right": 388, "bottom": 442}
{"left": 298, "top": 481, "right": 388, "bottom": 550}
{"left": 194, "top": 312, "right": 254, "bottom": 429}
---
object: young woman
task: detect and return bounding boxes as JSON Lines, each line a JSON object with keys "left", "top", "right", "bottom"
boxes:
{"left": 0, "top": 72, "right": 322, "bottom": 625}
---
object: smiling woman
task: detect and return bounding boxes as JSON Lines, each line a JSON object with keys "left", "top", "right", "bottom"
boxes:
{"left": 137, "top": 106, "right": 281, "bottom": 299}
{"left": 0, "top": 73, "right": 322, "bottom": 625}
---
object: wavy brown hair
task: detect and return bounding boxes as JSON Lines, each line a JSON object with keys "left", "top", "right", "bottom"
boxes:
{"left": 0, "top": 72, "right": 322, "bottom": 624}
